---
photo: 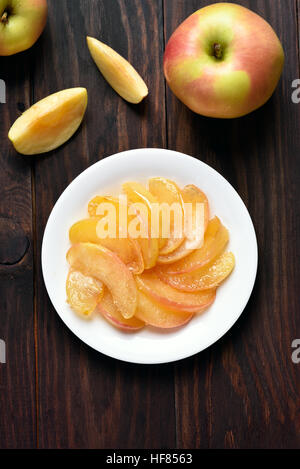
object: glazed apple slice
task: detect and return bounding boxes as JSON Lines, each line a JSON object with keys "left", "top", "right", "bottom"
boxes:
{"left": 135, "top": 271, "right": 216, "bottom": 313}
{"left": 8, "top": 88, "right": 87, "bottom": 155}
{"left": 98, "top": 289, "right": 145, "bottom": 331}
{"left": 158, "top": 252, "right": 235, "bottom": 292}
{"left": 123, "top": 181, "right": 158, "bottom": 221}
{"left": 182, "top": 184, "right": 209, "bottom": 233}
{"left": 66, "top": 243, "right": 137, "bottom": 318}
{"left": 69, "top": 217, "right": 144, "bottom": 274}
{"left": 66, "top": 270, "right": 104, "bottom": 318}
{"left": 122, "top": 182, "right": 160, "bottom": 268}
{"left": 158, "top": 217, "right": 228, "bottom": 274}
{"left": 135, "top": 291, "right": 193, "bottom": 329}
{"left": 148, "top": 177, "right": 185, "bottom": 255}
{"left": 88, "top": 195, "right": 119, "bottom": 218}
{"left": 157, "top": 184, "right": 209, "bottom": 264}
{"left": 87, "top": 36, "right": 148, "bottom": 104}
{"left": 88, "top": 193, "right": 156, "bottom": 270}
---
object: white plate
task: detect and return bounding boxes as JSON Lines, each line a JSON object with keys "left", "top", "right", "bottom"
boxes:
{"left": 42, "top": 149, "right": 258, "bottom": 364}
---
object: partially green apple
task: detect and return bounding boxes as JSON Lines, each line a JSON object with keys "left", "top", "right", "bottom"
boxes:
{"left": 164, "top": 3, "right": 284, "bottom": 118}
{"left": 0, "top": 0, "right": 47, "bottom": 56}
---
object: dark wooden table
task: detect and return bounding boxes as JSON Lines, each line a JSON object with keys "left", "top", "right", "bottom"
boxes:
{"left": 0, "top": 0, "right": 299, "bottom": 449}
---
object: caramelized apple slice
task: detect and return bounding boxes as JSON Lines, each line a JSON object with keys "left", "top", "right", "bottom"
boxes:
{"left": 135, "top": 271, "right": 216, "bottom": 313}
{"left": 88, "top": 193, "right": 156, "bottom": 270}
{"left": 135, "top": 291, "right": 193, "bottom": 329}
{"left": 69, "top": 217, "right": 144, "bottom": 274}
{"left": 149, "top": 177, "right": 184, "bottom": 255}
{"left": 157, "top": 184, "right": 209, "bottom": 264}
{"left": 87, "top": 37, "right": 148, "bottom": 104}
{"left": 158, "top": 217, "right": 228, "bottom": 274}
{"left": 88, "top": 195, "right": 119, "bottom": 218}
{"left": 66, "top": 243, "right": 137, "bottom": 318}
{"left": 158, "top": 252, "right": 235, "bottom": 292}
{"left": 182, "top": 184, "right": 209, "bottom": 233}
{"left": 122, "top": 182, "right": 160, "bottom": 268}
{"left": 122, "top": 181, "right": 167, "bottom": 250}
{"left": 66, "top": 270, "right": 104, "bottom": 318}
{"left": 98, "top": 290, "right": 145, "bottom": 331}
{"left": 8, "top": 88, "right": 88, "bottom": 155}
{"left": 123, "top": 181, "right": 157, "bottom": 216}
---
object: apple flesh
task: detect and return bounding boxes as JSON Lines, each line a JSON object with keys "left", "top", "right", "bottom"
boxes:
{"left": 66, "top": 270, "right": 104, "bottom": 319}
{"left": 164, "top": 3, "right": 284, "bottom": 118}
{"left": 0, "top": 0, "right": 47, "bottom": 56}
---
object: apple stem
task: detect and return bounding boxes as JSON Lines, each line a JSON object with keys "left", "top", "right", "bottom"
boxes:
{"left": 213, "top": 43, "right": 222, "bottom": 60}
{"left": 1, "top": 11, "right": 8, "bottom": 24}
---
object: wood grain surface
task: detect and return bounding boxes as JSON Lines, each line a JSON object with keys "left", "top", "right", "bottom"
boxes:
{"left": 0, "top": 49, "right": 36, "bottom": 448}
{"left": 164, "top": 0, "right": 300, "bottom": 449}
{"left": 0, "top": 0, "right": 299, "bottom": 449}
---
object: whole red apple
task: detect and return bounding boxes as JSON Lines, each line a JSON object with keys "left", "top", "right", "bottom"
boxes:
{"left": 164, "top": 3, "right": 284, "bottom": 118}
{"left": 0, "top": 0, "right": 47, "bottom": 56}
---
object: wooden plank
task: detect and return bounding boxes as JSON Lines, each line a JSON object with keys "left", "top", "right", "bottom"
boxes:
{"left": 33, "top": 0, "right": 175, "bottom": 448}
{"left": 298, "top": 1, "right": 300, "bottom": 61}
{"left": 0, "top": 52, "right": 36, "bottom": 447}
{"left": 164, "top": 0, "right": 300, "bottom": 448}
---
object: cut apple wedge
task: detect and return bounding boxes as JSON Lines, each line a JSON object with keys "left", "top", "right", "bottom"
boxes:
{"left": 8, "top": 88, "right": 87, "bottom": 155}
{"left": 87, "top": 36, "right": 148, "bottom": 104}
{"left": 98, "top": 289, "right": 145, "bottom": 331}
{"left": 158, "top": 217, "right": 228, "bottom": 274}
{"left": 69, "top": 217, "right": 144, "bottom": 274}
{"left": 135, "top": 291, "right": 193, "bottom": 329}
{"left": 135, "top": 271, "right": 216, "bottom": 313}
{"left": 149, "top": 177, "right": 184, "bottom": 255}
{"left": 158, "top": 252, "right": 235, "bottom": 292}
{"left": 66, "top": 270, "right": 104, "bottom": 318}
{"left": 66, "top": 243, "right": 137, "bottom": 319}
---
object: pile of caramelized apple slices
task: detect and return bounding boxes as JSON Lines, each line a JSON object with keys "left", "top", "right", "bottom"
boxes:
{"left": 66, "top": 177, "right": 235, "bottom": 331}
